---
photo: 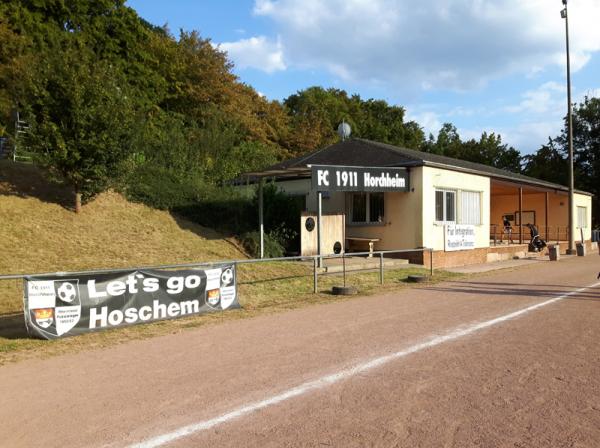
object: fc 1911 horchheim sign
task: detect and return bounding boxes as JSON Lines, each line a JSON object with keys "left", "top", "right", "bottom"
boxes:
{"left": 311, "top": 165, "right": 409, "bottom": 192}
{"left": 23, "top": 265, "right": 238, "bottom": 339}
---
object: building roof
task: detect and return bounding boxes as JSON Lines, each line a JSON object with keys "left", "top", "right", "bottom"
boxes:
{"left": 243, "top": 138, "right": 591, "bottom": 195}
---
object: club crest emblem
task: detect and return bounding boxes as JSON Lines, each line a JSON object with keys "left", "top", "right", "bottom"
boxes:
{"left": 27, "top": 279, "right": 82, "bottom": 338}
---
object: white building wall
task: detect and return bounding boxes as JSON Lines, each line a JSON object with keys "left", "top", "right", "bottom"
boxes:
{"left": 421, "top": 166, "right": 491, "bottom": 251}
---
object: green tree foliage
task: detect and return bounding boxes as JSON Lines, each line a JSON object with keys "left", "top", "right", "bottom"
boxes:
{"left": 521, "top": 139, "right": 568, "bottom": 185}
{"left": 24, "top": 48, "right": 135, "bottom": 211}
{"left": 523, "top": 97, "right": 600, "bottom": 226}
{"left": 0, "top": 0, "right": 289, "bottom": 211}
{"left": 284, "top": 86, "right": 425, "bottom": 154}
{"left": 422, "top": 123, "right": 522, "bottom": 172}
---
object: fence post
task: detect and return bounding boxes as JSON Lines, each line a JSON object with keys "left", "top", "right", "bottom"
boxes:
{"left": 429, "top": 248, "right": 434, "bottom": 276}
{"left": 379, "top": 252, "right": 384, "bottom": 284}
{"left": 342, "top": 252, "right": 347, "bottom": 287}
{"left": 313, "top": 257, "right": 318, "bottom": 294}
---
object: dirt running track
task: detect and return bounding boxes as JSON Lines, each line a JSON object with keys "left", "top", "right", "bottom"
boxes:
{"left": 2, "top": 256, "right": 600, "bottom": 448}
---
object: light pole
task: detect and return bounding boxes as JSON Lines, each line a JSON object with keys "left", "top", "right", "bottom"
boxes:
{"left": 561, "top": 0, "right": 575, "bottom": 254}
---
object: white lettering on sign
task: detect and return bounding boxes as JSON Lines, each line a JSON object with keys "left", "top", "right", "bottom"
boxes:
{"left": 317, "top": 169, "right": 329, "bottom": 186}
{"left": 87, "top": 274, "right": 196, "bottom": 299}
{"left": 89, "top": 299, "right": 201, "bottom": 329}
{"left": 335, "top": 170, "right": 358, "bottom": 187}
{"left": 312, "top": 166, "right": 409, "bottom": 192}
{"left": 363, "top": 172, "right": 406, "bottom": 189}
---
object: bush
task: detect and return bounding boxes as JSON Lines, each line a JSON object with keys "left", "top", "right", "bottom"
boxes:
{"left": 122, "top": 167, "right": 303, "bottom": 255}
{"left": 174, "top": 193, "right": 254, "bottom": 235}
{"left": 240, "top": 230, "right": 285, "bottom": 258}
{"left": 123, "top": 165, "right": 205, "bottom": 210}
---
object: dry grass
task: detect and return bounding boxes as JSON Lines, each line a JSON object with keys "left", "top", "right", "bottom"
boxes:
{"left": 0, "top": 161, "right": 245, "bottom": 314}
{"left": 0, "top": 161, "right": 463, "bottom": 365}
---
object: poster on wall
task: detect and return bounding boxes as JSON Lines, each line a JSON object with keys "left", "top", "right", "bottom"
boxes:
{"left": 23, "top": 264, "right": 238, "bottom": 339}
{"left": 445, "top": 225, "right": 476, "bottom": 251}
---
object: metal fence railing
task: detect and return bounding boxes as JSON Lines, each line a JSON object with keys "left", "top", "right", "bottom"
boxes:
{"left": 0, "top": 248, "right": 434, "bottom": 298}
{"left": 490, "top": 224, "right": 571, "bottom": 246}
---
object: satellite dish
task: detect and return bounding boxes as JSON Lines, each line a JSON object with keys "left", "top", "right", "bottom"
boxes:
{"left": 337, "top": 121, "right": 351, "bottom": 141}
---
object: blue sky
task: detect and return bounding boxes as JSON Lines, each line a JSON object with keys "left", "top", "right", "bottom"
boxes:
{"left": 128, "top": 0, "right": 600, "bottom": 154}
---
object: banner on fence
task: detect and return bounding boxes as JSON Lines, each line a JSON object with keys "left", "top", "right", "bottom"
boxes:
{"left": 23, "top": 264, "right": 238, "bottom": 339}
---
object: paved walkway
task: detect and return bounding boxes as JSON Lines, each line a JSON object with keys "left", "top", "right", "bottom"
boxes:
{"left": 446, "top": 254, "right": 580, "bottom": 274}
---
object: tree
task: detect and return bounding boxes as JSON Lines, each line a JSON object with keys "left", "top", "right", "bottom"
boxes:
{"left": 521, "top": 139, "right": 568, "bottom": 185}
{"left": 24, "top": 49, "right": 135, "bottom": 212}
{"left": 283, "top": 86, "right": 425, "bottom": 155}
{"left": 422, "top": 124, "right": 522, "bottom": 172}
{"left": 523, "top": 97, "right": 599, "bottom": 226}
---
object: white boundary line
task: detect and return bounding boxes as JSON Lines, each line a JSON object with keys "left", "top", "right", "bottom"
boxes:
{"left": 129, "top": 281, "right": 600, "bottom": 448}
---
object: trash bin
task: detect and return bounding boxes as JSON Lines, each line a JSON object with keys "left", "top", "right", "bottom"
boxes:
{"left": 592, "top": 229, "right": 600, "bottom": 243}
{"left": 576, "top": 242, "right": 586, "bottom": 256}
{"left": 548, "top": 244, "right": 560, "bottom": 261}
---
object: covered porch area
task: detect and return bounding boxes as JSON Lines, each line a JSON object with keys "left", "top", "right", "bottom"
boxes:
{"left": 489, "top": 179, "right": 571, "bottom": 247}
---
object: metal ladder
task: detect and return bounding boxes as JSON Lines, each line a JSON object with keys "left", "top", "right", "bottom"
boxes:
{"left": 13, "top": 111, "right": 32, "bottom": 163}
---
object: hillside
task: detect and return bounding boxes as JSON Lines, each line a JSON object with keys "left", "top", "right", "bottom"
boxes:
{"left": 0, "top": 160, "right": 246, "bottom": 312}
{"left": 0, "top": 161, "right": 442, "bottom": 365}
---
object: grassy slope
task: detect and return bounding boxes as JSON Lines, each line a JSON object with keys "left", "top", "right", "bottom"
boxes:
{"left": 0, "top": 161, "right": 459, "bottom": 364}
{"left": 0, "top": 161, "right": 246, "bottom": 314}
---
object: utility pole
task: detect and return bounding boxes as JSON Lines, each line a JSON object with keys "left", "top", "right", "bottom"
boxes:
{"left": 561, "top": 0, "right": 575, "bottom": 254}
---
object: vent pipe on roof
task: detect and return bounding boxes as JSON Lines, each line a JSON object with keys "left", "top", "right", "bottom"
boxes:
{"left": 337, "top": 121, "right": 351, "bottom": 141}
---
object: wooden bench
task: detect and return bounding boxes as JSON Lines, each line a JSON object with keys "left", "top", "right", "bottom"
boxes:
{"left": 346, "top": 237, "right": 380, "bottom": 257}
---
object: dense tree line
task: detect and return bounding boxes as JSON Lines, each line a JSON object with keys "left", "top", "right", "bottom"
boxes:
{"left": 0, "top": 1, "right": 597, "bottom": 227}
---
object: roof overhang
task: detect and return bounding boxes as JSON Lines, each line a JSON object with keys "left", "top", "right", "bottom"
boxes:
{"left": 422, "top": 161, "right": 593, "bottom": 196}
{"left": 237, "top": 157, "right": 593, "bottom": 197}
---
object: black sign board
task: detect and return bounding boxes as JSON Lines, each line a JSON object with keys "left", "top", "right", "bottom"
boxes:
{"left": 311, "top": 165, "right": 409, "bottom": 192}
{"left": 23, "top": 264, "right": 238, "bottom": 339}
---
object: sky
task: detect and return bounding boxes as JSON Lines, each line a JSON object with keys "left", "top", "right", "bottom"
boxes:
{"left": 127, "top": 0, "right": 600, "bottom": 154}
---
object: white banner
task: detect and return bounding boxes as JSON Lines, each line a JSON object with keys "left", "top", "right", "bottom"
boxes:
{"left": 445, "top": 224, "right": 476, "bottom": 251}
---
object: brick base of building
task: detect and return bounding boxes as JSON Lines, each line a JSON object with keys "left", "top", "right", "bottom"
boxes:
{"left": 395, "top": 240, "right": 595, "bottom": 270}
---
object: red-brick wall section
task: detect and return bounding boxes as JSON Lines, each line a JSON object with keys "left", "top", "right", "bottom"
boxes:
{"left": 395, "top": 241, "right": 593, "bottom": 269}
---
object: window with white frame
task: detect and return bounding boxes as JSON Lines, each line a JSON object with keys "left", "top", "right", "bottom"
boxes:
{"left": 435, "top": 189, "right": 456, "bottom": 222}
{"left": 460, "top": 191, "right": 481, "bottom": 225}
{"left": 348, "top": 192, "right": 385, "bottom": 224}
{"left": 577, "top": 206, "right": 588, "bottom": 228}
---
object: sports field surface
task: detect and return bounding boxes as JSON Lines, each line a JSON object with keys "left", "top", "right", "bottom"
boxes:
{"left": 1, "top": 255, "right": 599, "bottom": 447}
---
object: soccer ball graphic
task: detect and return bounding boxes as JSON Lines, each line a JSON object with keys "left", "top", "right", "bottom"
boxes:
{"left": 57, "top": 282, "right": 77, "bottom": 303}
{"left": 221, "top": 268, "right": 234, "bottom": 286}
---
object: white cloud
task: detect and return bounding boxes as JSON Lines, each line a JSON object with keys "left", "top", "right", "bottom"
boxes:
{"left": 253, "top": 0, "right": 600, "bottom": 91}
{"left": 497, "top": 121, "right": 558, "bottom": 153}
{"left": 505, "top": 81, "right": 565, "bottom": 114}
{"left": 218, "top": 36, "right": 286, "bottom": 73}
{"left": 405, "top": 109, "right": 442, "bottom": 136}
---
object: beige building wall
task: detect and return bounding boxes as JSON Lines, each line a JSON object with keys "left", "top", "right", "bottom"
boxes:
{"left": 574, "top": 192, "right": 592, "bottom": 240}
{"left": 340, "top": 167, "right": 423, "bottom": 251}
{"left": 421, "top": 166, "right": 491, "bottom": 251}
{"left": 297, "top": 168, "right": 424, "bottom": 251}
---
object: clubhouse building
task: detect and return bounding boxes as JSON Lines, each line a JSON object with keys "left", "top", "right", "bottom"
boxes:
{"left": 242, "top": 139, "right": 593, "bottom": 268}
